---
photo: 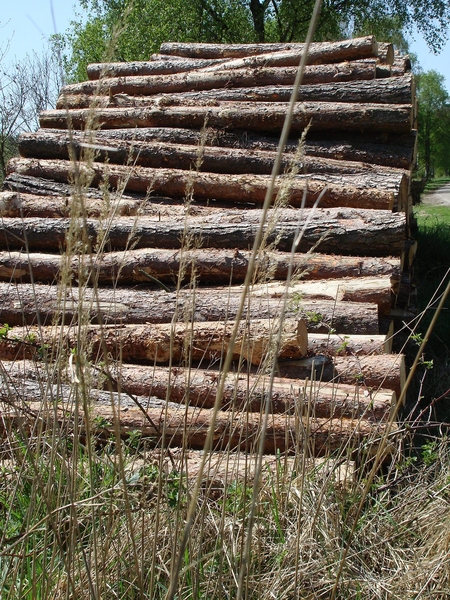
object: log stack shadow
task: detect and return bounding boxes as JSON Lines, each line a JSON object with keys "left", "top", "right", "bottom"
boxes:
{"left": 0, "top": 36, "right": 416, "bottom": 467}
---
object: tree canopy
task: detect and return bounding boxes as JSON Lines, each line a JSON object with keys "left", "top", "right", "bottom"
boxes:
{"left": 58, "top": 0, "right": 450, "bottom": 82}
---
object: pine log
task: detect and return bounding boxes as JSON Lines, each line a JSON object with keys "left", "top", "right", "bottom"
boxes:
{"left": 376, "top": 42, "right": 395, "bottom": 64}
{"left": 0, "top": 248, "right": 401, "bottom": 286}
{"left": 18, "top": 130, "right": 412, "bottom": 185}
{"left": 40, "top": 102, "right": 413, "bottom": 135}
{"left": 0, "top": 209, "right": 407, "bottom": 257}
{"left": 20, "top": 128, "right": 415, "bottom": 170}
{"left": 86, "top": 57, "right": 228, "bottom": 79}
{"left": 0, "top": 391, "right": 396, "bottom": 456}
{"left": 7, "top": 158, "right": 400, "bottom": 210}
{"left": 56, "top": 74, "right": 414, "bottom": 109}
{"left": 158, "top": 36, "right": 379, "bottom": 61}
{"left": 307, "top": 333, "right": 391, "bottom": 356}
{"left": 0, "top": 282, "right": 381, "bottom": 334}
{"left": 1, "top": 359, "right": 394, "bottom": 421}
{"left": 0, "top": 319, "right": 308, "bottom": 365}
{"left": 277, "top": 353, "right": 406, "bottom": 397}
{"left": 58, "top": 62, "right": 378, "bottom": 99}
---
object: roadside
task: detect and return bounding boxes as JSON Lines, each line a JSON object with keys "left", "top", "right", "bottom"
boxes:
{"left": 421, "top": 182, "right": 450, "bottom": 206}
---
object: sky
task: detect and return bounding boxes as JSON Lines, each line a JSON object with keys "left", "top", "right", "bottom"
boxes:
{"left": 1, "top": 0, "right": 450, "bottom": 91}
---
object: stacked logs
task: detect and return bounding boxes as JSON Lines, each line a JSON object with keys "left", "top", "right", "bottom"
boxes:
{"left": 0, "top": 36, "right": 415, "bottom": 459}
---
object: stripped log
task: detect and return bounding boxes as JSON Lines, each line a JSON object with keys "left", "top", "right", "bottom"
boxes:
{"left": 69, "top": 74, "right": 413, "bottom": 107}
{"left": 0, "top": 209, "right": 407, "bottom": 257}
{"left": 7, "top": 158, "right": 400, "bottom": 210}
{"left": 158, "top": 36, "right": 379, "bottom": 61}
{"left": 0, "top": 248, "right": 401, "bottom": 286}
{"left": 1, "top": 360, "right": 394, "bottom": 421}
{"left": 0, "top": 282, "right": 381, "bottom": 334}
{"left": 277, "top": 353, "right": 406, "bottom": 397}
{"left": 0, "top": 319, "right": 309, "bottom": 365}
{"left": 307, "top": 333, "right": 392, "bottom": 356}
{"left": 58, "top": 63, "right": 378, "bottom": 99}
{"left": 0, "top": 392, "right": 397, "bottom": 456}
{"left": 18, "top": 131, "right": 412, "bottom": 184}
{"left": 40, "top": 102, "right": 413, "bottom": 135}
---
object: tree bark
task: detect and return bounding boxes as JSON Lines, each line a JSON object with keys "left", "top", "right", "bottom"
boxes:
{"left": 158, "top": 36, "right": 379, "bottom": 61}
{"left": 1, "top": 359, "right": 394, "bottom": 421}
{"left": 0, "top": 391, "right": 396, "bottom": 456}
{"left": 0, "top": 319, "right": 308, "bottom": 366}
{"left": 40, "top": 101, "right": 412, "bottom": 135}
{"left": 56, "top": 74, "right": 414, "bottom": 109}
{"left": 86, "top": 57, "right": 229, "bottom": 79}
{"left": 0, "top": 209, "right": 407, "bottom": 257}
{"left": 18, "top": 130, "right": 412, "bottom": 183}
{"left": 0, "top": 282, "right": 381, "bottom": 334}
{"left": 7, "top": 158, "right": 400, "bottom": 210}
{"left": 307, "top": 333, "right": 391, "bottom": 356}
{"left": 0, "top": 248, "right": 401, "bottom": 286}
{"left": 277, "top": 353, "right": 406, "bottom": 397}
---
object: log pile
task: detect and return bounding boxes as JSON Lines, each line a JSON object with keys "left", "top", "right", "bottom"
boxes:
{"left": 1, "top": 36, "right": 416, "bottom": 460}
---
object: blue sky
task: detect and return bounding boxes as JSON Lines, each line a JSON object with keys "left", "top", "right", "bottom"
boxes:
{"left": 1, "top": 0, "right": 449, "bottom": 91}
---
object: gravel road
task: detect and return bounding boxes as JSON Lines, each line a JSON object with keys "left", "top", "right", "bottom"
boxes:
{"left": 421, "top": 183, "right": 450, "bottom": 206}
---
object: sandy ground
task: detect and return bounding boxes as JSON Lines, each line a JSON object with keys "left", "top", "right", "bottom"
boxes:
{"left": 421, "top": 183, "right": 450, "bottom": 206}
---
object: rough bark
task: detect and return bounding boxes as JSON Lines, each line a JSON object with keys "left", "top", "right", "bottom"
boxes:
{"left": 0, "top": 208, "right": 407, "bottom": 257}
{"left": 7, "top": 158, "right": 400, "bottom": 210}
{"left": 0, "top": 319, "right": 308, "bottom": 365}
{"left": 40, "top": 102, "right": 412, "bottom": 135}
{"left": 277, "top": 353, "right": 406, "bottom": 397}
{"left": 18, "top": 130, "right": 412, "bottom": 184}
{"left": 0, "top": 392, "right": 396, "bottom": 455}
{"left": 0, "top": 282, "right": 381, "bottom": 334}
{"left": 63, "top": 75, "right": 413, "bottom": 109}
{"left": 307, "top": 333, "right": 391, "bottom": 356}
{"left": 0, "top": 248, "right": 401, "bottom": 286}
{"left": 158, "top": 36, "right": 379, "bottom": 61}
{"left": 86, "top": 57, "right": 228, "bottom": 79}
{"left": 1, "top": 359, "right": 394, "bottom": 421}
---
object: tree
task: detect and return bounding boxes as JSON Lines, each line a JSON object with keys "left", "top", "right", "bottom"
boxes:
{"left": 59, "top": 0, "right": 450, "bottom": 82}
{"left": 0, "top": 46, "right": 64, "bottom": 183}
{"left": 416, "top": 70, "right": 450, "bottom": 178}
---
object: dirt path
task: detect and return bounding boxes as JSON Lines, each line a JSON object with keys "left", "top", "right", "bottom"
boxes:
{"left": 421, "top": 183, "right": 450, "bottom": 206}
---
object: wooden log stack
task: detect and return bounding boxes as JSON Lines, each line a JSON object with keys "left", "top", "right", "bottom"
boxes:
{"left": 0, "top": 36, "right": 415, "bottom": 461}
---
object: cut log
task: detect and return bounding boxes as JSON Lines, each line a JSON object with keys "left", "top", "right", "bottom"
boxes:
{"left": 7, "top": 158, "right": 401, "bottom": 210}
{"left": 40, "top": 102, "right": 413, "bottom": 135}
{"left": 158, "top": 36, "right": 379, "bottom": 61}
{"left": 57, "top": 62, "right": 378, "bottom": 99}
{"left": 0, "top": 391, "right": 397, "bottom": 456}
{"left": 307, "top": 333, "right": 391, "bottom": 356}
{"left": 20, "top": 128, "right": 415, "bottom": 170}
{"left": 86, "top": 57, "right": 228, "bottom": 79}
{"left": 0, "top": 208, "right": 407, "bottom": 257}
{"left": 1, "top": 359, "right": 394, "bottom": 421}
{"left": 277, "top": 353, "right": 406, "bottom": 397}
{"left": 0, "top": 248, "right": 401, "bottom": 286}
{"left": 0, "top": 319, "right": 308, "bottom": 365}
{"left": 57, "top": 74, "right": 414, "bottom": 109}
{"left": 18, "top": 130, "right": 412, "bottom": 184}
{"left": 0, "top": 282, "right": 381, "bottom": 334}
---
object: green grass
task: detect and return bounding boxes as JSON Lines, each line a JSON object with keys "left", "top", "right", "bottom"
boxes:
{"left": 423, "top": 177, "right": 450, "bottom": 193}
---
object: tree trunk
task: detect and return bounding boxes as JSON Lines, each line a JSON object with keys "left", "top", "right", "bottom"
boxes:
{"left": 277, "top": 353, "right": 406, "bottom": 397}
{"left": 0, "top": 247, "right": 400, "bottom": 286}
{"left": 1, "top": 359, "right": 394, "bottom": 421}
{"left": 40, "top": 102, "right": 412, "bottom": 135}
{"left": 18, "top": 130, "right": 412, "bottom": 183}
{"left": 0, "top": 208, "right": 407, "bottom": 257}
{"left": 307, "top": 333, "right": 392, "bottom": 356}
{"left": 56, "top": 74, "right": 414, "bottom": 109}
{"left": 58, "top": 62, "right": 378, "bottom": 99}
{"left": 0, "top": 282, "right": 381, "bottom": 334}
{"left": 86, "top": 57, "right": 228, "bottom": 79}
{"left": 0, "top": 392, "right": 396, "bottom": 456}
{"left": 158, "top": 36, "right": 379, "bottom": 61}
{"left": 7, "top": 157, "right": 401, "bottom": 210}
{"left": 0, "top": 319, "right": 308, "bottom": 365}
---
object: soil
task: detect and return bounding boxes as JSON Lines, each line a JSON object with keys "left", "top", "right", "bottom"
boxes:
{"left": 421, "top": 183, "right": 450, "bottom": 206}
